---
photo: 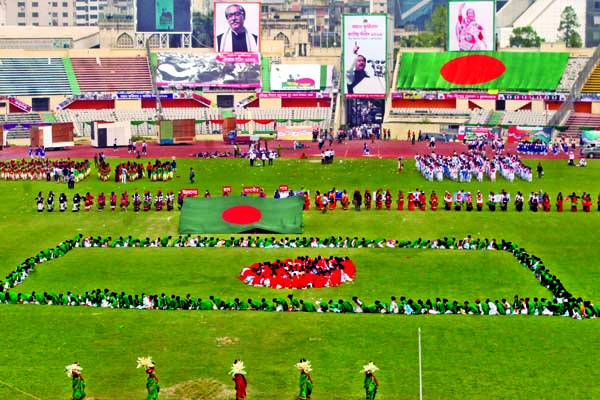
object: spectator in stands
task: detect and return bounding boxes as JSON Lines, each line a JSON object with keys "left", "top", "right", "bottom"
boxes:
{"left": 216, "top": 4, "right": 259, "bottom": 53}
{"left": 346, "top": 42, "right": 385, "bottom": 95}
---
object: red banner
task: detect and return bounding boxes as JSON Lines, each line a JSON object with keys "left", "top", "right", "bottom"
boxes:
{"left": 279, "top": 185, "right": 288, "bottom": 192}
{"left": 222, "top": 186, "right": 232, "bottom": 193}
{"left": 181, "top": 188, "right": 199, "bottom": 197}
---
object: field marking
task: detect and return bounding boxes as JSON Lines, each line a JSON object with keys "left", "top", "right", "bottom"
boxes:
{"left": 0, "top": 380, "right": 43, "bottom": 400}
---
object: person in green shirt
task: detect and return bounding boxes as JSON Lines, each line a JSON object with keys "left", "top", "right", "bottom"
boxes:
{"left": 295, "top": 359, "right": 313, "bottom": 400}
{"left": 362, "top": 362, "right": 379, "bottom": 400}
{"left": 65, "top": 362, "right": 86, "bottom": 400}
{"left": 146, "top": 366, "right": 160, "bottom": 400}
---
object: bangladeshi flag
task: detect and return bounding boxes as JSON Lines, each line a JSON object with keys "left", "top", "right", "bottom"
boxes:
{"left": 396, "top": 52, "right": 569, "bottom": 91}
{"left": 179, "top": 196, "right": 305, "bottom": 234}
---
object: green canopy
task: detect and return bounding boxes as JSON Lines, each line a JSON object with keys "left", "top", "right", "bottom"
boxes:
{"left": 179, "top": 196, "right": 305, "bottom": 234}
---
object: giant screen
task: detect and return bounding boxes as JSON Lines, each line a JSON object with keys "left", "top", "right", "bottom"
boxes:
{"left": 136, "top": 0, "right": 192, "bottom": 33}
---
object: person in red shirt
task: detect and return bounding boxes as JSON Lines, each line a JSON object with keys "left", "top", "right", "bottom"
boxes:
{"left": 418, "top": 190, "right": 426, "bottom": 211}
{"left": 397, "top": 190, "right": 405, "bottom": 211}
{"left": 556, "top": 192, "right": 563, "bottom": 212}
{"left": 430, "top": 190, "right": 439, "bottom": 211}
{"left": 303, "top": 191, "right": 310, "bottom": 211}
{"left": 542, "top": 193, "right": 551, "bottom": 212}
{"left": 230, "top": 360, "right": 247, "bottom": 400}
{"left": 314, "top": 191, "right": 323, "bottom": 210}
{"left": 341, "top": 190, "right": 350, "bottom": 210}
{"left": 364, "top": 189, "right": 372, "bottom": 210}
{"left": 328, "top": 188, "right": 336, "bottom": 210}
{"left": 566, "top": 192, "right": 579, "bottom": 212}
{"left": 384, "top": 189, "right": 392, "bottom": 210}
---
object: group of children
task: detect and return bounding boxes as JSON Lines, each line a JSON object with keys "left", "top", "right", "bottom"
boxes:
{"left": 3, "top": 233, "right": 597, "bottom": 319}
{"left": 35, "top": 189, "right": 184, "bottom": 212}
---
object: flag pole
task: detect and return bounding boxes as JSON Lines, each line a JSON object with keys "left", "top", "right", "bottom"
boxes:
{"left": 418, "top": 327, "right": 423, "bottom": 400}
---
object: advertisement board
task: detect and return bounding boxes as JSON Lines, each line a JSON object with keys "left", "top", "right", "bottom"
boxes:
{"left": 342, "top": 15, "right": 388, "bottom": 98}
{"left": 507, "top": 126, "right": 552, "bottom": 143}
{"left": 214, "top": 2, "right": 261, "bottom": 53}
{"left": 448, "top": 1, "right": 495, "bottom": 51}
{"left": 135, "top": 0, "right": 192, "bottom": 33}
{"left": 581, "top": 130, "right": 600, "bottom": 144}
{"left": 457, "top": 126, "right": 501, "bottom": 141}
{"left": 271, "top": 64, "right": 321, "bottom": 91}
{"left": 156, "top": 52, "right": 261, "bottom": 89}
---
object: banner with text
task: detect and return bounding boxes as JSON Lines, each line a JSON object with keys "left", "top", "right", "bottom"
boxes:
{"left": 458, "top": 125, "right": 501, "bottom": 141}
{"left": 270, "top": 64, "right": 321, "bottom": 91}
{"left": 507, "top": 126, "right": 552, "bottom": 143}
{"left": 156, "top": 52, "right": 261, "bottom": 89}
{"left": 276, "top": 125, "right": 317, "bottom": 141}
{"left": 342, "top": 14, "right": 388, "bottom": 98}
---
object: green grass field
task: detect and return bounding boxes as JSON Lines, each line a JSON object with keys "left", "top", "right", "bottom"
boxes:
{"left": 1, "top": 156, "right": 599, "bottom": 400}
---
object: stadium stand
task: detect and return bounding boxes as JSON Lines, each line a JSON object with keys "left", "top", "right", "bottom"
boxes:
{"left": 560, "top": 112, "right": 600, "bottom": 140}
{"left": 557, "top": 57, "right": 590, "bottom": 93}
{"left": 500, "top": 110, "right": 555, "bottom": 126}
{"left": 581, "top": 61, "right": 600, "bottom": 93}
{"left": 0, "top": 57, "right": 71, "bottom": 96}
{"left": 70, "top": 57, "right": 153, "bottom": 92}
{"left": 1, "top": 112, "right": 44, "bottom": 139}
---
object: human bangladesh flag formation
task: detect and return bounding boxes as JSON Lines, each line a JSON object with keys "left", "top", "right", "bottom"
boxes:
{"left": 2, "top": 233, "right": 598, "bottom": 319}
{"left": 65, "top": 357, "right": 381, "bottom": 400}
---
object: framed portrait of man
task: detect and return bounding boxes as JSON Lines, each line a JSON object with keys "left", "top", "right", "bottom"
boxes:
{"left": 214, "top": 2, "right": 261, "bottom": 53}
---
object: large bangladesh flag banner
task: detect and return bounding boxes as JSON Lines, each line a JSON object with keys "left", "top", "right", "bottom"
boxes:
{"left": 396, "top": 52, "right": 569, "bottom": 91}
{"left": 179, "top": 196, "right": 305, "bottom": 234}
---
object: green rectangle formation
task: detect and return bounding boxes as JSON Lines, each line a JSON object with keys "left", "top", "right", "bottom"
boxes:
{"left": 396, "top": 52, "right": 569, "bottom": 91}
{"left": 160, "top": 120, "right": 173, "bottom": 140}
{"left": 179, "top": 196, "right": 305, "bottom": 234}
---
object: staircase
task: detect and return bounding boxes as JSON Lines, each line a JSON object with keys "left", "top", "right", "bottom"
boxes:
{"left": 581, "top": 62, "right": 600, "bottom": 93}
{"left": 560, "top": 112, "right": 600, "bottom": 140}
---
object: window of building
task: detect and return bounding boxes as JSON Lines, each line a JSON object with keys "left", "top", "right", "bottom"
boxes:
{"left": 52, "top": 12, "right": 58, "bottom": 17}
{"left": 17, "top": 12, "right": 26, "bottom": 18}
{"left": 63, "top": 2, "right": 68, "bottom": 6}
{"left": 17, "top": 2, "right": 25, "bottom": 7}
{"left": 32, "top": 2, "right": 38, "bottom": 6}
{"left": 595, "top": 2, "right": 600, "bottom": 9}
{"left": 63, "top": 12, "right": 68, "bottom": 17}
{"left": 33, "top": 22, "right": 39, "bottom": 26}
{"left": 63, "top": 23, "right": 69, "bottom": 26}
{"left": 594, "top": 15, "right": 600, "bottom": 25}
{"left": 32, "top": 12, "right": 39, "bottom": 17}
{"left": 52, "top": 2, "right": 58, "bottom": 6}
{"left": 18, "top": 22, "right": 26, "bottom": 26}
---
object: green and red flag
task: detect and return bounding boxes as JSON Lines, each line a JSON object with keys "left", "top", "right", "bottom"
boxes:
{"left": 396, "top": 52, "right": 569, "bottom": 91}
{"left": 179, "top": 196, "right": 305, "bottom": 234}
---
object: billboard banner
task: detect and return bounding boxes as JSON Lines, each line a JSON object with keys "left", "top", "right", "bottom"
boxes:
{"left": 156, "top": 52, "right": 261, "bottom": 89}
{"left": 457, "top": 126, "right": 501, "bottom": 141}
{"left": 581, "top": 130, "right": 600, "bottom": 144}
{"left": 258, "top": 92, "right": 330, "bottom": 99}
{"left": 136, "top": 0, "right": 192, "bottom": 33}
{"left": 342, "top": 15, "right": 388, "bottom": 98}
{"left": 271, "top": 64, "right": 321, "bottom": 91}
{"left": 448, "top": 1, "right": 495, "bottom": 51}
{"left": 214, "top": 2, "right": 261, "bottom": 53}
{"left": 507, "top": 126, "right": 552, "bottom": 143}
{"left": 276, "top": 126, "right": 318, "bottom": 141}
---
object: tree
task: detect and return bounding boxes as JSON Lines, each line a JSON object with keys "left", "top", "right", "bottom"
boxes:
{"left": 192, "top": 11, "right": 214, "bottom": 48}
{"left": 426, "top": 5, "right": 448, "bottom": 48}
{"left": 509, "top": 26, "right": 543, "bottom": 48}
{"left": 558, "top": 6, "right": 582, "bottom": 48}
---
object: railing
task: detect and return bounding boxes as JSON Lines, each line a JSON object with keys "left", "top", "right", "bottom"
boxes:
{"left": 549, "top": 46, "right": 600, "bottom": 127}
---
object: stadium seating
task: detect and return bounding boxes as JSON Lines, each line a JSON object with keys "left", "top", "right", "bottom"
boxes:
{"left": 0, "top": 58, "right": 71, "bottom": 96}
{"left": 70, "top": 57, "right": 153, "bottom": 93}
{"left": 560, "top": 112, "right": 600, "bottom": 140}
{"left": 1, "top": 112, "right": 43, "bottom": 139}
{"left": 557, "top": 57, "right": 589, "bottom": 93}
{"left": 500, "top": 110, "right": 555, "bottom": 126}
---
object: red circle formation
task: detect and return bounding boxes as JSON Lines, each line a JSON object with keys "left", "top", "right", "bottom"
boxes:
{"left": 239, "top": 257, "right": 357, "bottom": 289}
{"left": 440, "top": 55, "right": 506, "bottom": 85}
{"left": 221, "top": 205, "right": 262, "bottom": 225}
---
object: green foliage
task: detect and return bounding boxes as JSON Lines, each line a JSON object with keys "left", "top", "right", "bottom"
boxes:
{"left": 400, "top": 5, "right": 447, "bottom": 48}
{"left": 192, "top": 11, "right": 214, "bottom": 48}
{"left": 558, "top": 6, "right": 582, "bottom": 48}
{"left": 509, "top": 26, "right": 543, "bottom": 48}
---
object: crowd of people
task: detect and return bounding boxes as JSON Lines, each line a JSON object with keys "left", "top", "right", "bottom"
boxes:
{"left": 1, "top": 234, "right": 596, "bottom": 319}
{"left": 0, "top": 158, "right": 90, "bottom": 182}
{"left": 35, "top": 189, "right": 184, "bottom": 212}
{"left": 414, "top": 151, "right": 532, "bottom": 182}
{"left": 97, "top": 158, "right": 176, "bottom": 182}
{"left": 239, "top": 256, "right": 356, "bottom": 289}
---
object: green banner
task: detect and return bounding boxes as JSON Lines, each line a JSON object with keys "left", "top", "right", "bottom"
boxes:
{"left": 397, "top": 52, "right": 569, "bottom": 91}
{"left": 179, "top": 196, "right": 305, "bottom": 234}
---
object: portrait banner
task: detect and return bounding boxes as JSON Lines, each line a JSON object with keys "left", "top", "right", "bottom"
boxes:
{"left": 448, "top": 0, "right": 495, "bottom": 51}
{"left": 156, "top": 52, "right": 261, "bottom": 89}
{"left": 214, "top": 2, "right": 261, "bottom": 53}
{"left": 342, "top": 15, "right": 388, "bottom": 98}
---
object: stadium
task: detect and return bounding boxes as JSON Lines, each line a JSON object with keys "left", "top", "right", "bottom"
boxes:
{"left": 0, "top": 1, "right": 599, "bottom": 399}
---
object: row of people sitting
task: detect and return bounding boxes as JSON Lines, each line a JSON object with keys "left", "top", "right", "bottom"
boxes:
{"left": 2, "top": 290, "right": 595, "bottom": 319}
{"left": 35, "top": 190, "right": 184, "bottom": 213}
